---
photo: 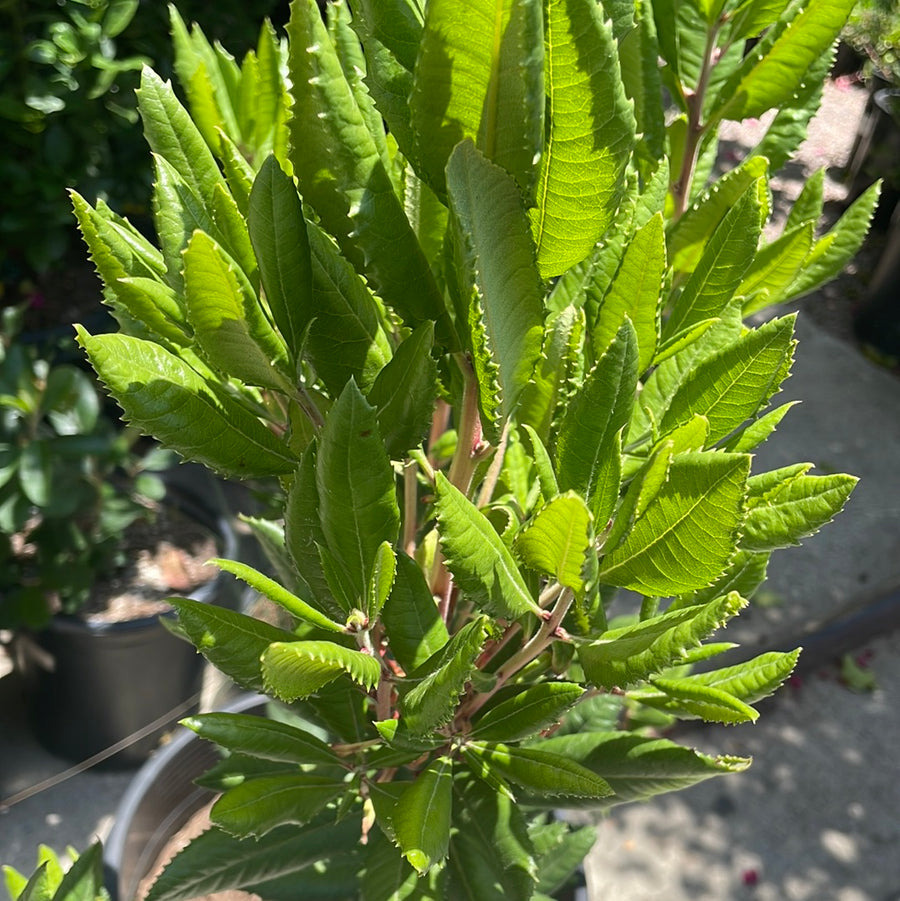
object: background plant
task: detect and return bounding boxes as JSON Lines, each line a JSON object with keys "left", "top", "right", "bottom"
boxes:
{"left": 842, "top": 0, "right": 900, "bottom": 84}
{"left": 0, "top": 305, "right": 173, "bottom": 631}
{"left": 68, "top": 0, "right": 872, "bottom": 898}
{"left": 0, "top": 0, "right": 286, "bottom": 280}
{"left": 3, "top": 843, "right": 107, "bottom": 901}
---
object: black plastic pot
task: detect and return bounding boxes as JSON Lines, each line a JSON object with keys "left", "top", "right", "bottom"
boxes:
{"left": 15, "top": 487, "right": 239, "bottom": 769}
{"left": 104, "top": 693, "right": 266, "bottom": 901}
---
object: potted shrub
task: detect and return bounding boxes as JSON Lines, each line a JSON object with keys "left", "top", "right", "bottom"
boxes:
{"left": 0, "top": 306, "right": 237, "bottom": 766}
{"left": 24, "top": 0, "right": 878, "bottom": 896}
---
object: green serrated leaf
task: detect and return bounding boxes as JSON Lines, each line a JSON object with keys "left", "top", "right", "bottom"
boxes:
{"left": 739, "top": 224, "right": 814, "bottom": 316}
{"left": 516, "top": 494, "right": 593, "bottom": 596}
{"left": 529, "top": 0, "right": 635, "bottom": 277}
{"left": 208, "top": 558, "right": 344, "bottom": 633}
{"left": 401, "top": 617, "right": 490, "bottom": 735}
{"left": 183, "top": 712, "right": 340, "bottom": 767}
{"left": 137, "top": 66, "right": 225, "bottom": 207}
{"left": 517, "top": 306, "right": 585, "bottom": 445}
{"left": 367, "top": 322, "right": 438, "bottom": 460}
{"left": 667, "top": 156, "right": 768, "bottom": 276}
{"left": 742, "top": 464, "right": 857, "bottom": 551}
{"left": 663, "top": 182, "right": 764, "bottom": 340}
{"left": 410, "top": 0, "right": 543, "bottom": 198}
{"left": 594, "top": 212, "right": 665, "bottom": 372}
{"left": 286, "top": 0, "right": 452, "bottom": 342}
{"left": 472, "top": 682, "right": 584, "bottom": 741}
{"left": 316, "top": 380, "right": 400, "bottom": 606}
{"left": 368, "top": 541, "right": 397, "bottom": 622}
{"left": 534, "top": 731, "right": 750, "bottom": 808}
{"left": 599, "top": 452, "right": 750, "bottom": 596}
{"left": 466, "top": 742, "right": 614, "bottom": 799}
{"left": 713, "top": 0, "right": 856, "bottom": 122}
{"left": 633, "top": 676, "right": 759, "bottom": 723}
{"left": 660, "top": 315, "right": 796, "bottom": 445}
{"left": 445, "top": 140, "right": 544, "bottom": 440}
{"left": 75, "top": 329, "right": 298, "bottom": 478}
{"left": 306, "top": 222, "right": 393, "bottom": 395}
{"left": 144, "top": 817, "right": 375, "bottom": 901}
{"left": 785, "top": 181, "right": 881, "bottom": 301}
{"left": 579, "top": 592, "right": 745, "bottom": 688}
{"left": 382, "top": 552, "right": 449, "bottom": 675}
{"left": 394, "top": 757, "right": 453, "bottom": 874}
{"left": 446, "top": 776, "right": 537, "bottom": 900}
{"left": 211, "top": 775, "right": 344, "bottom": 839}
{"left": 248, "top": 155, "right": 314, "bottom": 360}
{"left": 262, "top": 640, "right": 381, "bottom": 701}
{"left": 168, "top": 597, "right": 298, "bottom": 692}
{"left": 555, "top": 318, "right": 638, "bottom": 522}
{"left": 434, "top": 472, "right": 540, "bottom": 619}
{"left": 183, "top": 230, "right": 291, "bottom": 390}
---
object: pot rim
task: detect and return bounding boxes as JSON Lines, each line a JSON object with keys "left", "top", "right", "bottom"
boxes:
{"left": 103, "top": 693, "right": 267, "bottom": 901}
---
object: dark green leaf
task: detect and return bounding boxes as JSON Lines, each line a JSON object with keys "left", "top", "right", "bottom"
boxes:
{"left": 394, "top": 756, "right": 453, "bottom": 874}
{"left": 382, "top": 552, "right": 450, "bottom": 675}
{"left": 472, "top": 682, "right": 584, "bottom": 741}
{"left": 316, "top": 380, "right": 400, "bottom": 606}
{"left": 466, "top": 742, "right": 614, "bottom": 799}
{"left": 168, "top": 597, "right": 297, "bottom": 692}
{"left": 183, "top": 712, "right": 339, "bottom": 767}
{"left": 248, "top": 155, "right": 314, "bottom": 359}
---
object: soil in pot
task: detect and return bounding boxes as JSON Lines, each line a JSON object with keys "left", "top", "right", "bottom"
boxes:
{"left": 15, "top": 502, "right": 229, "bottom": 768}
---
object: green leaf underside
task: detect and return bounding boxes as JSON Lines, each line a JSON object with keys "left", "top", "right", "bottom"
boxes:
{"left": 261, "top": 640, "right": 381, "bottom": 701}
{"left": 530, "top": 0, "right": 635, "bottom": 277}
{"left": 599, "top": 453, "right": 750, "bottom": 596}
{"left": 659, "top": 315, "right": 796, "bottom": 445}
{"left": 410, "top": 0, "right": 543, "bottom": 198}
{"left": 516, "top": 494, "right": 593, "bottom": 595}
{"left": 435, "top": 473, "right": 540, "bottom": 619}
{"left": 445, "top": 140, "right": 544, "bottom": 438}
{"left": 631, "top": 648, "right": 801, "bottom": 722}
{"left": 76, "top": 329, "right": 297, "bottom": 478}
{"left": 579, "top": 592, "right": 745, "bottom": 688}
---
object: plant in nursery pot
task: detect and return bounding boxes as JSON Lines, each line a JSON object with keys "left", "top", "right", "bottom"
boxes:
{"left": 0, "top": 306, "right": 234, "bottom": 767}
{"left": 57, "top": 0, "right": 876, "bottom": 896}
